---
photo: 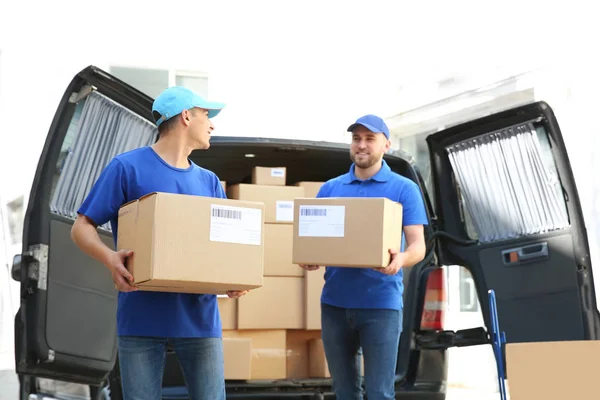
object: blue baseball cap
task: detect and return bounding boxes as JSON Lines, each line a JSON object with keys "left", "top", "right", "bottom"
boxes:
{"left": 347, "top": 114, "right": 390, "bottom": 139}
{"left": 152, "top": 86, "right": 226, "bottom": 127}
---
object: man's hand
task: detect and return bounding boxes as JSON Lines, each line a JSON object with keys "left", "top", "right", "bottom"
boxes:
{"left": 373, "top": 248, "right": 404, "bottom": 276}
{"left": 299, "top": 264, "right": 321, "bottom": 271}
{"left": 226, "top": 290, "right": 249, "bottom": 298}
{"left": 107, "top": 249, "right": 138, "bottom": 292}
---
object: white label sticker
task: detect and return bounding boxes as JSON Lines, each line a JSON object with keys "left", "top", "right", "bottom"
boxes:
{"left": 276, "top": 200, "right": 294, "bottom": 222}
{"left": 298, "top": 205, "right": 345, "bottom": 237}
{"left": 210, "top": 205, "right": 262, "bottom": 246}
{"left": 271, "top": 168, "right": 285, "bottom": 177}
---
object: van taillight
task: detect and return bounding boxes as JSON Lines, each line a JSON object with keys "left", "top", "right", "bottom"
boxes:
{"left": 420, "top": 268, "right": 446, "bottom": 331}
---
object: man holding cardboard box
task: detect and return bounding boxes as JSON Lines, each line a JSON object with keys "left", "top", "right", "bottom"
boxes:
{"left": 300, "top": 114, "right": 428, "bottom": 400}
{"left": 71, "top": 86, "right": 242, "bottom": 400}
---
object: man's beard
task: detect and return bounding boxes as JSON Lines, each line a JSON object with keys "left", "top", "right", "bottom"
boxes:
{"left": 350, "top": 151, "right": 379, "bottom": 169}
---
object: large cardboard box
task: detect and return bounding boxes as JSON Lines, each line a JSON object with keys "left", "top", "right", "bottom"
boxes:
{"left": 292, "top": 197, "right": 403, "bottom": 268}
{"left": 295, "top": 181, "right": 324, "bottom": 198}
{"left": 506, "top": 340, "right": 600, "bottom": 399}
{"left": 218, "top": 296, "right": 237, "bottom": 330}
{"left": 223, "top": 330, "right": 287, "bottom": 380}
{"left": 265, "top": 224, "right": 303, "bottom": 277}
{"left": 223, "top": 338, "right": 252, "bottom": 380}
{"left": 305, "top": 268, "right": 325, "bottom": 329}
{"left": 252, "top": 166, "right": 286, "bottom": 186}
{"left": 117, "top": 192, "right": 265, "bottom": 294}
{"left": 238, "top": 277, "right": 304, "bottom": 329}
{"left": 286, "top": 330, "right": 322, "bottom": 379}
{"left": 228, "top": 184, "right": 305, "bottom": 224}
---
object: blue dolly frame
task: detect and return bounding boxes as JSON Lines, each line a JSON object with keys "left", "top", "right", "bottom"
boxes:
{"left": 488, "top": 289, "right": 508, "bottom": 400}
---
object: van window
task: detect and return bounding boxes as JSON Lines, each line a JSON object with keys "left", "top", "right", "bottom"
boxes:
{"left": 446, "top": 122, "right": 569, "bottom": 243}
{"left": 49, "top": 91, "right": 157, "bottom": 231}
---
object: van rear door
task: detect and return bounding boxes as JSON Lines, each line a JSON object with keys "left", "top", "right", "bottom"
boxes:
{"left": 425, "top": 101, "right": 599, "bottom": 363}
{"left": 13, "top": 66, "right": 157, "bottom": 387}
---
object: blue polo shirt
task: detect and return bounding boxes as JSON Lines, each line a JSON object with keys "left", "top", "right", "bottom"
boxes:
{"left": 318, "top": 160, "right": 428, "bottom": 311}
{"left": 77, "top": 146, "right": 226, "bottom": 338}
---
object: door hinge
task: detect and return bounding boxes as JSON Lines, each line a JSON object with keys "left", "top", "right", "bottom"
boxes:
{"left": 23, "top": 244, "right": 49, "bottom": 291}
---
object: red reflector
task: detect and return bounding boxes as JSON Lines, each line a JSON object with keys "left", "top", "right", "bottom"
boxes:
{"left": 420, "top": 268, "right": 446, "bottom": 331}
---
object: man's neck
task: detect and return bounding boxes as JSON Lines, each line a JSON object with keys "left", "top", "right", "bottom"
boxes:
{"left": 354, "top": 160, "right": 383, "bottom": 180}
{"left": 151, "top": 135, "right": 194, "bottom": 169}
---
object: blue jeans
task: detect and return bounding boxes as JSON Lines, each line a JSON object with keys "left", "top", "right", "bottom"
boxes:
{"left": 321, "top": 303, "right": 402, "bottom": 400}
{"left": 117, "top": 336, "right": 225, "bottom": 400}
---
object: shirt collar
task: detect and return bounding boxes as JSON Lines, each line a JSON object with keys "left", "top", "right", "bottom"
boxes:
{"left": 342, "top": 159, "right": 392, "bottom": 184}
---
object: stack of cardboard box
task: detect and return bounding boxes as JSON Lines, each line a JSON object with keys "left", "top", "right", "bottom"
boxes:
{"left": 118, "top": 166, "right": 400, "bottom": 381}
{"left": 220, "top": 167, "right": 330, "bottom": 380}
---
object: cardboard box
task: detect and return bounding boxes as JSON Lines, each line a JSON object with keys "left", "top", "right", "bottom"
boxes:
{"left": 286, "top": 330, "right": 322, "bottom": 379}
{"left": 218, "top": 296, "right": 237, "bottom": 330}
{"left": 292, "top": 197, "right": 403, "bottom": 268}
{"left": 238, "top": 277, "right": 304, "bottom": 329}
{"left": 220, "top": 180, "right": 226, "bottom": 191}
{"left": 305, "top": 268, "right": 325, "bottom": 329}
{"left": 228, "top": 184, "right": 305, "bottom": 224}
{"left": 223, "top": 330, "right": 287, "bottom": 380}
{"left": 265, "top": 224, "right": 303, "bottom": 277}
{"left": 223, "top": 338, "right": 252, "bottom": 380}
{"left": 295, "top": 181, "right": 324, "bottom": 198}
{"left": 252, "top": 166, "right": 286, "bottom": 186}
{"left": 506, "top": 340, "right": 600, "bottom": 400}
{"left": 117, "top": 192, "right": 265, "bottom": 294}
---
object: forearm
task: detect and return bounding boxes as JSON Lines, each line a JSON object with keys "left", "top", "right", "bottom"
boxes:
{"left": 400, "top": 241, "right": 426, "bottom": 267}
{"left": 71, "top": 216, "right": 114, "bottom": 267}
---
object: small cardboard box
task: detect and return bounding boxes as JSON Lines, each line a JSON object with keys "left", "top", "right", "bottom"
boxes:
{"left": 238, "top": 277, "right": 304, "bottom": 329}
{"left": 228, "top": 184, "right": 305, "bottom": 224}
{"left": 223, "top": 330, "right": 287, "bottom": 380}
{"left": 292, "top": 197, "right": 403, "bottom": 268}
{"left": 264, "top": 223, "right": 303, "bottom": 277}
{"left": 252, "top": 166, "right": 286, "bottom": 186}
{"left": 294, "top": 181, "right": 324, "bottom": 198}
{"left": 117, "top": 192, "right": 265, "bottom": 294}
{"left": 223, "top": 338, "right": 252, "bottom": 380}
{"left": 218, "top": 296, "right": 237, "bottom": 330}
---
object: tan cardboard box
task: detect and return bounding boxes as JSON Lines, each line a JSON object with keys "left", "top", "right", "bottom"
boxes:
{"left": 223, "top": 330, "right": 287, "bottom": 380}
{"left": 286, "top": 330, "right": 322, "bottom": 379}
{"left": 238, "top": 277, "right": 304, "bottom": 329}
{"left": 506, "top": 340, "right": 600, "bottom": 400}
{"left": 220, "top": 180, "right": 226, "bottom": 191}
{"left": 252, "top": 166, "right": 286, "bottom": 186}
{"left": 223, "top": 338, "right": 252, "bottom": 380}
{"left": 117, "top": 192, "right": 265, "bottom": 294}
{"left": 265, "top": 224, "right": 304, "bottom": 277}
{"left": 292, "top": 197, "right": 403, "bottom": 268}
{"left": 294, "top": 181, "right": 324, "bottom": 198}
{"left": 305, "top": 268, "right": 325, "bottom": 329}
{"left": 228, "top": 184, "right": 305, "bottom": 224}
{"left": 218, "top": 296, "right": 237, "bottom": 330}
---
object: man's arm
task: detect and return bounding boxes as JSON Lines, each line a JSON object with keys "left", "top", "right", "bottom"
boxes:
{"left": 71, "top": 159, "right": 136, "bottom": 291}
{"left": 399, "top": 224, "right": 426, "bottom": 267}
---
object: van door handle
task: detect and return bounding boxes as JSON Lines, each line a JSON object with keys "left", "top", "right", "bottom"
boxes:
{"left": 502, "top": 242, "right": 549, "bottom": 265}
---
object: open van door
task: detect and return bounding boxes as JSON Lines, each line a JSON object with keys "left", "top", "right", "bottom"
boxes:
{"left": 12, "top": 66, "right": 157, "bottom": 393}
{"left": 424, "top": 101, "right": 599, "bottom": 368}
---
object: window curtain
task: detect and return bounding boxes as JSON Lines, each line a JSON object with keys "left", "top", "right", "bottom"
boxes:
{"left": 50, "top": 91, "right": 157, "bottom": 231}
{"left": 446, "top": 123, "right": 570, "bottom": 243}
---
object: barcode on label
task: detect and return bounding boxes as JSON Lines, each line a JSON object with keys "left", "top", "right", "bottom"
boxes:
{"left": 212, "top": 208, "right": 242, "bottom": 220}
{"left": 300, "top": 208, "right": 327, "bottom": 217}
{"left": 278, "top": 202, "right": 293, "bottom": 208}
{"left": 271, "top": 168, "right": 285, "bottom": 177}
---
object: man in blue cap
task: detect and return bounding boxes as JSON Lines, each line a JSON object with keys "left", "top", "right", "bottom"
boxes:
{"left": 71, "top": 86, "right": 242, "bottom": 399}
{"left": 300, "top": 114, "right": 428, "bottom": 399}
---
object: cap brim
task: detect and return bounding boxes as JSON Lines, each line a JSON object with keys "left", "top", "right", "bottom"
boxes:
{"left": 347, "top": 122, "right": 380, "bottom": 133}
{"left": 192, "top": 100, "right": 226, "bottom": 119}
